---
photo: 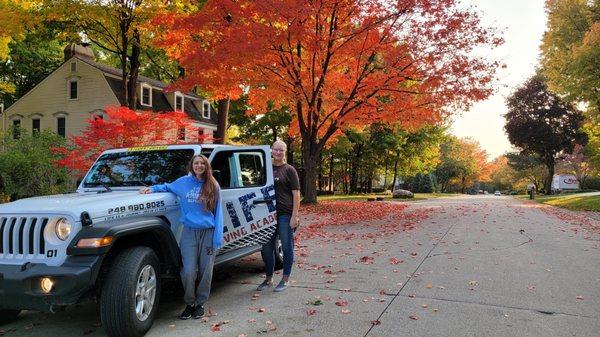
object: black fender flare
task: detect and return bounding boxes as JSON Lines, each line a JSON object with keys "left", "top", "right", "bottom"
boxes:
{"left": 66, "top": 217, "right": 181, "bottom": 273}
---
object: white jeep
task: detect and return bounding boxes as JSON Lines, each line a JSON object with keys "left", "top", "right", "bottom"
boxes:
{"left": 0, "top": 144, "right": 281, "bottom": 336}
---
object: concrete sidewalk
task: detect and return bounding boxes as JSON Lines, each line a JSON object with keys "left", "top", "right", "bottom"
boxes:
{"left": 3, "top": 195, "right": 599, "bottom": 336}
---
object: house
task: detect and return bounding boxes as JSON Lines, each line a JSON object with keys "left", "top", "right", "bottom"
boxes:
{"left": 2, "top": 43, "right": 217, "bottom": 141}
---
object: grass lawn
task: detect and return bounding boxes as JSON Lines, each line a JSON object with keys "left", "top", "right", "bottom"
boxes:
{"left": 517, "top": 193, "right": 600, "bottom": 211}
{"left": 317, "top": 192, "right": 452, "bottom": 202}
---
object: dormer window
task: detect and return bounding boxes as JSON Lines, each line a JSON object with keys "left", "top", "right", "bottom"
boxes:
{"left": 175, "top": 93, "right": 184, "bottom": 111}
{"left": 202, "top": 101, "right": 211, "bottom": 119}
{"left": 70, "top": 61, "right": 77, "bottom": 72}
{"left": 68, "top": 79, "right": 78, "bottom": 100}
{"left": 141, "top": 84, "right": 152, "bottom": 107}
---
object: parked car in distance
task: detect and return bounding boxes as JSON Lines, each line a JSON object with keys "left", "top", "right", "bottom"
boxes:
{"left": 494, "top": 191, "right": 501, "bottom": 196}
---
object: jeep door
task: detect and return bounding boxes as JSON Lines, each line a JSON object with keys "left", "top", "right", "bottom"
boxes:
{"left": 208, "top": 146, "right": 277, "bottom": 254}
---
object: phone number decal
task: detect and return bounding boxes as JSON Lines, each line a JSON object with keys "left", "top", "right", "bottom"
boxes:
{"left": 108, "top": 201, "right": 166, "bottom": 214}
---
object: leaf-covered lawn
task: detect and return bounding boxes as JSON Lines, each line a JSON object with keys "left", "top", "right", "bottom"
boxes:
{"left": 298, "top": 200, "right": 431, "bottom": 242}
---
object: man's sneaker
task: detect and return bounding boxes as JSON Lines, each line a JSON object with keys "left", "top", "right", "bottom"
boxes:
{"left": 179, "top": 305, "right": 195, "bottom": 320}
{"left": 256, "top": 280, "right": 273, "bottom": 291}
{"left": 192, "top": 305, "right": 204, "bottom": 319}
{"left": 273, "top": 280, "right": 289, "bottom": 292}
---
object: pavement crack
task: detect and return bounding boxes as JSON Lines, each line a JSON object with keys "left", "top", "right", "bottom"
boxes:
{"left": 394, "top": 293, "right": 598, "bottom": 320}
{"left": 428, "top": 230, "right": 534, "bottom": 257}
{"left": 363, "top": 209, "right": 457, "bottom": 337}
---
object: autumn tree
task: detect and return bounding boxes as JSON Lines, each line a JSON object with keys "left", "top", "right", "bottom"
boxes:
{"left": 155, "top": 0, "right": 503, "bottom": 203}
{"left": 504, "top": 75, "right": 587, "bottom": 194}
{"left": 46, "top": 0, "right": 192, "bottom": 109}
{"left": 556, "top": 144, "right": 593, "bottom": 188}
{"left": 541, "top": 0, "right": 600, "bottom": 117}
{"left": 505, "top": 152, "right": 547, "bottom": 192}
{"left": 54, "top": 106, "right": 194, "bottom": 174}
{"left": 488, "top": 156, "right": 516, "bottom": 192}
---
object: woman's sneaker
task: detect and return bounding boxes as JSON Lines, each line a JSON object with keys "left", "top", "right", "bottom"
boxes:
{"left": 179, "top": 305, "right": 195, "bottom": 320}
{"left": 274, "top": 280, "right": 289, "bottom": 292}
{"left": 192, "top": 305, "right": 204, "bottom": 319}
{"left": 256, "top": 280, "right": 273, "bottom": 291}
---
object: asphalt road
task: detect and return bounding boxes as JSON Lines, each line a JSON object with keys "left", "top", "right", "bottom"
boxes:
{"left": 2, "top": 195, "right": 599, "bottom": 337}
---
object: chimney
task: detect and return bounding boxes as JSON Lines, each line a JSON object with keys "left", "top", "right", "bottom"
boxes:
{"left": 64, "top": 43, "right": 95, "bottom": 62}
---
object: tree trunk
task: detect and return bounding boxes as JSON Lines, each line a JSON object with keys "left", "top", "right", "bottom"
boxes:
{"left": 301, "top": 138, "right": 319, "bottom": 203}
{"left": 286, "top": 136, "right": 294, "bottom": 166}
{"left": 383, "top": 161, "right": 388, "bottom": 191}
{"left": 391, "top": 151, "right": 399, "bottom": 192}
{"left": 329, "top": 153, "right": 334, "bottom": 191}
{"left": 215, "top": 98, "right": 230, "bottom": 144}
{"left": 318, "top": 152, "right": 323, "bottom": 191}
{"left": 126, "top": 30, "right": 141, "bottom": 110}
{"left": 545, "top": 158, "right": 555, "bottom": 195}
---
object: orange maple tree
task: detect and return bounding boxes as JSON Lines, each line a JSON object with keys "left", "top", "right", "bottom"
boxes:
{"left": 54, "top": 106, "right": 206, "bottom": 174}
{"left": 155, "top": 0, "right": 503, "bottom": 202}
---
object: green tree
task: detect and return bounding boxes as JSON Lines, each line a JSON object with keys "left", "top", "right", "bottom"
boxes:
{"left": 0, "top": 28, "right": 64, "bottom": 107}
{"left": 0, "top": 128, "right": 70, "bottom": 200}
{"left": 229, "top": 98, "right": 292, "bottom": 145}
{"left": 504, "top": 75, "right": 587, "bottom": 194}
{"left": 505, "top": 152, "right": 547, "bottom": 191}
{"left": 541, "top": 0, "right": 600, "bottom": 116}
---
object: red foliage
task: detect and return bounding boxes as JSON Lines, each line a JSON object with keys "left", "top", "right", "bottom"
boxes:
{"left": 156, "top": 0, "right": 502, "bottom": 139}
{"left": 53, "top": 106, "right": 212, "bottom": 174}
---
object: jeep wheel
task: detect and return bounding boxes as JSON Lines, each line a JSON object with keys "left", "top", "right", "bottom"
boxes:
{"left": 101, "top": 247, "right": 161, "bottom": 337}
{"left": 0, "top": 309, "right": 20, "bottom": 325}
{"left": 274, "top": 234, "right": 284, "bottom": 270}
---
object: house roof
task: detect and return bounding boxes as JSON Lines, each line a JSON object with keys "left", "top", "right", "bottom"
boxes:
{"left": 76, "top": 56, "right": 217, "bottom": 125}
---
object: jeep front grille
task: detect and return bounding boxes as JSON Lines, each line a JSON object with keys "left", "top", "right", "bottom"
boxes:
{"left": 0, "top": 216, "right": 49, "bottom": 257}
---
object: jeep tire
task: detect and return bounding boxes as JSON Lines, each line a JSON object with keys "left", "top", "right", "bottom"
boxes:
{"left": 0, "top": 309, "right": 20, "bottom": 325}
{"left": 101, "top": 247, "right": 161, "bottom": 337}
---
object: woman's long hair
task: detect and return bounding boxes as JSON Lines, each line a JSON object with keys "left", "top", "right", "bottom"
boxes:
{"left": 188, "top": 154, "right": 219, "bottom": 213}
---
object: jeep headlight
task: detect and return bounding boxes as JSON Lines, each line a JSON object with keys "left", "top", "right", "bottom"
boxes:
{"left": 55, "top": 218, "right": 72, "bottom": 241}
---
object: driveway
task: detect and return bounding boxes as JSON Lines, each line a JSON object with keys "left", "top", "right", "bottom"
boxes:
{"left": 3, "top": 195, "right": 599, "bottom": 336}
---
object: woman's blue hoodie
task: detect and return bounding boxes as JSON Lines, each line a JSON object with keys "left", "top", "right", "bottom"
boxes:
{"left": 151, "top": 174, "right": 223, "bottom": 249}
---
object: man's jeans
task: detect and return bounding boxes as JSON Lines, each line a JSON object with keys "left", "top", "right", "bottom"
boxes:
{"left": 179, "top": 227, "right": 215, "bottom": 306}
{"left": 261, "top": 214, "right": 294, "bottom": 277}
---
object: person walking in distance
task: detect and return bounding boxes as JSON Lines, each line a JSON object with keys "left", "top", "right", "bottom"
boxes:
{"left": 257, "top": 140, "right": 300, "bottom": 292}
{"left": 140, "top": 154, "right": 223, "bottom": 319}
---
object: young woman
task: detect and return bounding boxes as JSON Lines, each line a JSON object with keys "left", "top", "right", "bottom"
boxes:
{"left": 140, "top": 154, "right": 223, "bottom": 320}
{"left": 257, "top": 140, "right": 300, "bottom": 292}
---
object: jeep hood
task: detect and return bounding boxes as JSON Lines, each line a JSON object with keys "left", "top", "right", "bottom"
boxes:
{"left": 0, "top": 191, "right": 178, "bottom": 222}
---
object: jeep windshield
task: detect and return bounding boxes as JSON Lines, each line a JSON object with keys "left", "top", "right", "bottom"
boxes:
{"left": 82, "top": 149, "right": 195, "bottom": 188}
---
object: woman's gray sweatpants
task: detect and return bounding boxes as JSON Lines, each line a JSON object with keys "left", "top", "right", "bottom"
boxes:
{"left": 179, "top": 227, "right": 215, "bottom": 306}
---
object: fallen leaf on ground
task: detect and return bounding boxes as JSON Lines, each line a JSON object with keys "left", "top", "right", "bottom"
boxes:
{"left": 576, "top": 296, "right": 584, "bottom": 300}
{"left": 335, "top": 300, "right": 348, "bottom": 307}
{"left": 371, "top": 320, "right": 381, "bottom": 325}
{"left": 306, "top": 308, "right": 317, "bottom": 316}
{"left": 341, "top": 309, "right": 352, "bottom": 314}
{"left": 409, "top": 314, "right": 419, "bottom": 320}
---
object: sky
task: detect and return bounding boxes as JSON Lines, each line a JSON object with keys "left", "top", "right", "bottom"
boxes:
{"left": 451, "top": 0, "right": 548, "bottom": 160}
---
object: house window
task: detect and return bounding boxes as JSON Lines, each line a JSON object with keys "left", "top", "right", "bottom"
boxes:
{"left": 203, "top": 101, "right": 210, "bottom": 119}
{"left": 12, "top": 119, "right": 21, "bottom": 139}
{"left": 57, "top": 117, "right": 66, "bottom": 137}
{"left": 175, "top": 93, "right": 184, "bottom": 111}
{"left": 32, "top": 119, "right": 41, "bottom": 133}
{"left": 178, "top": 127, "right": 186, "bottom": 141}
{"left": 68, "top": 80, "right": 78, "bottom": 100}
{"left": 141, "top": 84, "right": 152, "bottom": 106}
{"left": 70, "top": 61, "right": 77, "bottom": 72}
